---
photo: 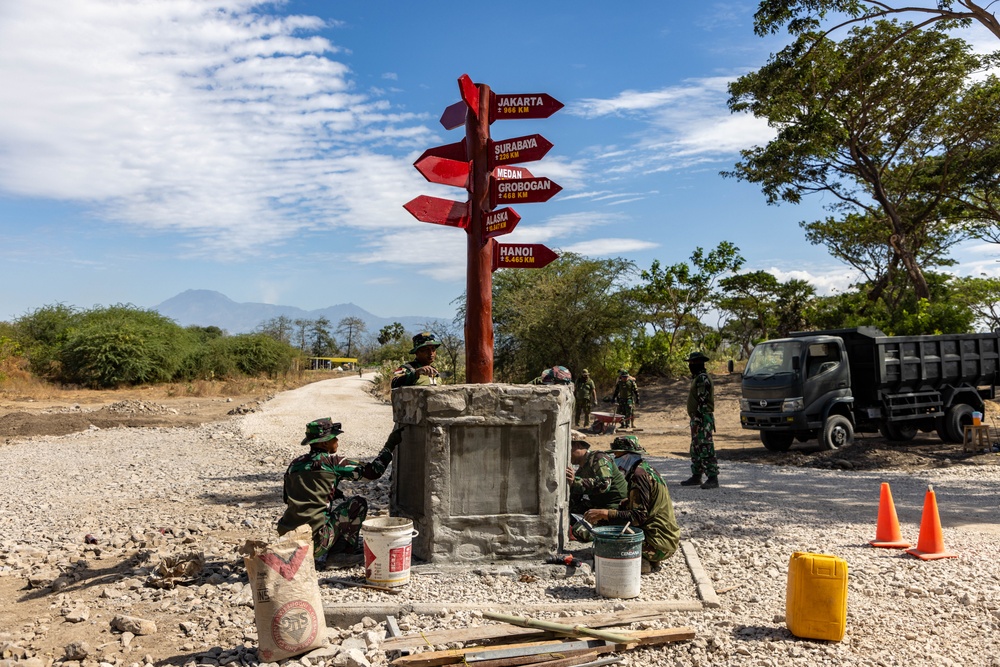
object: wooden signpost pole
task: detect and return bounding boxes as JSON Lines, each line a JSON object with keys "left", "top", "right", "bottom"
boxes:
{"left": 465, "top": 82, "right": 494, "bottom": 383}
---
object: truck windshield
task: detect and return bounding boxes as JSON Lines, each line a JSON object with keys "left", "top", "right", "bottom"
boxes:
{"left": 745, "top": 341, "right": 801, "bottom": 376}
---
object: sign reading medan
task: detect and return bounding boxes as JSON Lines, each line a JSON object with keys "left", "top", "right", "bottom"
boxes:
{"left": 492, "top": 242, "right": 558, "bottom": 270}
{"left": 490, "top": 176, "right": 562, "bottom": 207}
{"left": 489, "top": 134, "right": 553, "bottom": 167}
{"left": 492, "top": 165, "right": 534, "bottom": 180}
{"left": 490, "top": 93, "right": 563, "bottom": 122}
{"left": 482, "top": 207, "right": 521, "bottom": 241}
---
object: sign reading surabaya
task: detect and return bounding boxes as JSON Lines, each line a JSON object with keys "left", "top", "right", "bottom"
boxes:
{"left": 402, "top": 195, "right": 470, "bottom": 229}
{"left": 482, "top": 207, "right": 521, "bottom": 241}
{"left": 492, "top": 242, "right": 558, "bottom": 270}
{"left": 489, "top": 134, "right": 553, "bottom": 167}
{"left": 490, "top": 93, "right": 563, "bottom": 122}
{"left": 489, "top": 176, "right": 562, "bottom": 207}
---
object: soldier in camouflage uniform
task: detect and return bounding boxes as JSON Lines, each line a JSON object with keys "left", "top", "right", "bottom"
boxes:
{"left": 277, "top": 418, "right": 405, "bottom": 567}
{"left": 584, "top": 436, "right": 680, "bottom": 574}
{"left": 529, "top": 365, "right": 573, "bottom": 385}
{"left": 680, "top": 351, "right": 719, "bottom": 489}
{"left": 574, "top": 369, "right": 597, "bottom": 428}
{"left": 391, "top": 332, "right": 442, "bottom": 388}
{"left": 566, "top": 438, "right": 627, "bottom": 541}
{"left": 611, "top": 369, "right": 640, "bottom": 428}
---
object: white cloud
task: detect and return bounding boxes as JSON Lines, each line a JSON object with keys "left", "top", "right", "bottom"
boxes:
{"left": 565, "top": 238, "right": 659, "bottom": 256}
{"left": 0, "top": 0, "right": 437, "bottom": 254}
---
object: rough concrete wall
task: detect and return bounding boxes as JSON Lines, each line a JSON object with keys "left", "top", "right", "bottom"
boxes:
{"left": 390, "top": 384, "right": 571, "bottom": 562}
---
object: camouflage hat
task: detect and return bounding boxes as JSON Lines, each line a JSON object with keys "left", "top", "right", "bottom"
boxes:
{"left": 686, "top": 351, "right": 710, "bottom": 363}
{"left": 618, "top": 369, "right": 629, "bottom": 377}
{"left": 301, "top": 418, "right": 343, "bottom": 446}
{"left": 608, "top": 435, "right": 645, "bottom": 454}
{"left": 570, "top": 438, "right": 590, "bottom": 449}
{"left": 410, "top": 331, "right": 442, "bottom": 354}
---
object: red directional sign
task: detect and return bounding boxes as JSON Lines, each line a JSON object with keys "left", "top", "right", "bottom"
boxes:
{"left": 492, "top": 165, "right": 534, "bottom": 180}
{"left": 417, "top": 140, "right": 467, "bottom": 163}
{"left": 482, "top": 207, "right": 521, "bottom": 241}
{"left": 415, "top": 156, "right": 470, "bottom": 188}
{"left": 458, "top": 74, "right": 480, "bottom": 117}
{"left": 492, "top": 243, "right": 558, "bottom": 270}
{"left": 489, "top": 134, "right": 553, "bottom": 167}
{"left": 403, "top": 195, "right": 470, "bottom": 229}
{"left": 490, "top": 176, "right": 562, "bottom": 207}
{"left": 490, "top": 93, "right": 563, "bottom": 122}
{"left": 440, "top": 101, "right": 466, "bottom": 130}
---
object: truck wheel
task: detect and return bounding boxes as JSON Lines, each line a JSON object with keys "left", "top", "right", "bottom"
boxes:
{"left": 760, "top": 431, "right": 794, "bottom": 452}
{"left": 884, "top": 422, "right": 918, "bottom": 442}
{"left": 938, "top": 404, "right": 973, "bottom": 443}
{"left": 821, "top": 415, "right": 853, "bottom": 450}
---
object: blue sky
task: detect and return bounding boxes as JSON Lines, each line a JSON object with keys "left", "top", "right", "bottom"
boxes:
{"left": 1, "top": 0, "right": 997, "bottom": 324}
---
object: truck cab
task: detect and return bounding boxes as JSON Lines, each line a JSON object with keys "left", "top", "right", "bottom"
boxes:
{"left": 740, "top": 334, "right": 854, "bottom": 451}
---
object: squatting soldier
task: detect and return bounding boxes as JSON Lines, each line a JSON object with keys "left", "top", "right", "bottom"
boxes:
{"left": 584, "top": 435, "right": 680, "bottom": 574}
{"left": 611, "top": 369, "right": 640, "bottom": 428}
{"left": 530, "top": 365, "right": 573, "bottom": 385}
{"left": 566, "top": 438, "right": 627, "bottom": 541}
{"left": 391, "top": 332, "right": 442, "bottom": 388}
{"left": 680, "top": 351, "right": 719, "bottom": 489}
{"left": 574, "top": 369, "right": 597, "bottom": 428}
{"left": 277, "top": 418, "right": 404, "bottom": 568}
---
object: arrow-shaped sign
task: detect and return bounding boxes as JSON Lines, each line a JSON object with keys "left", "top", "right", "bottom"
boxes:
{"left": 489, "top": 134, "right": 553, "bottom": 167}
{"left": 415, "top": 156, "right": 471, "bottom": 188}
{"left": 440, "top": 101, "right": 466, "bottom": 130}
{"left": 492, "top": 165, "right": 534, "bottom": 180}
{"left": 492, "top": 243, "right": 558, "bottom": 270}
{"left": 417, "top": 140, "right": 467, "bottom": 164}
{"left": 458, "top": 74, "right": 480, "bottom": 117}
{"left": 490, "top": 176, "right": 562, "bottom": 208}
{"left": 403, "top": 196, "right": 470, "bottom": 229}
{"left": 490, "top": 93, "right": 563, "bottom": 122}
{"left": 482, "top": 207, "right": 521, "bottom": 241}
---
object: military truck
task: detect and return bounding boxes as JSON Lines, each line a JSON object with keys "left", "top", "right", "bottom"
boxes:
{"left": 739, "top": 327, "right": 999, "bottom": 451}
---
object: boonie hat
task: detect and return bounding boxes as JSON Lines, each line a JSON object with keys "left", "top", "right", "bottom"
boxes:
{"left": 302, "top": 418, "right": 343, "bottom": 446}
{"left": 608, "top": 435, "right": 645, "bottom": 454}
{"left": 686, "top": 351, "right": 710, "bottom": 363}
{"left": 618, "top": 369, "right": 629, "bottom": 377}
{"left": 410, "top": 331, "right": 442, "bottom": 354}
{"left": 570, "top": 438, "right": 590, "bottom": 449}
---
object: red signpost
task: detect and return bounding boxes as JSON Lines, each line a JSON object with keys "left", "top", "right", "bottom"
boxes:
{"left": 404, "top": 74, "right": 562, "bottom": 382}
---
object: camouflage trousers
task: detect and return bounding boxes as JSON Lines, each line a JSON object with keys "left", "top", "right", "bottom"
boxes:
{"left": 617, "top": 400, "right": 635, "bottom": 427}
{"left": 315, "top": 495, "right": 368, "bottom": 560}
{"left": 574, "top": 400, "right": 593, "bottom": 427}
{"left": 689, "top": 420, "right": 719, "bottom": 477}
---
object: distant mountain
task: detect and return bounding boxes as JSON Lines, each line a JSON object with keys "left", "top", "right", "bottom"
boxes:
{"left": 153, "top": 289, "right": 440, "bottom": 335}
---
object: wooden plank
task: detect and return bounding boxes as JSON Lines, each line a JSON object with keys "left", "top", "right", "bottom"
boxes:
{"left": 381, "top": 609, "right": 670, "bottom": 651}
{"left": 482, "top": 612, "right": 634, "bottom": 644}
{"left": 468, "top": 648, "right": 597, "bottom": 667}
{"left": 390, "top": 627, "right": 695, "bottom": 667}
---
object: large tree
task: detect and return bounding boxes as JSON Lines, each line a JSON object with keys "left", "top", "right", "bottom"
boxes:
{"left": 726, "top": 21, "right": 999, "bottom": 301}
{"left": 755, "top": 1, "right": 1000, "bottom": 41}
{"left": 717, "top": 271, "right": 816, "bottom": 357}
{"left": 336, "top": 317, "right": 366, "bottom": 358}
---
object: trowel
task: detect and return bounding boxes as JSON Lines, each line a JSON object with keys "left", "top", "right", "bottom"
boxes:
{"left": 570, "top": 513, "right": 596, "bottom": 534}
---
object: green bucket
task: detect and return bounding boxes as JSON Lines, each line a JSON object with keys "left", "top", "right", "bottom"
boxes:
{"left": 593, "top": 526, "right": 644, "bottom": 598}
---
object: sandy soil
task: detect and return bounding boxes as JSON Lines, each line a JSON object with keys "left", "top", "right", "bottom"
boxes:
{"left": 3, "top": 372, "right": 998, "bottom": 472}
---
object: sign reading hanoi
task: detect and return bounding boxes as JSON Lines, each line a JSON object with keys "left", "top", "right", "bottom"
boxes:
{"left": 493, "top": 242, "right": 558, "bottom": 270}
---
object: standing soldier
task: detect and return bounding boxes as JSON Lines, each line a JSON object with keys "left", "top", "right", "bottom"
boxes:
{"left": 391, "top": 332, "right": 442, "bottom": 388}
{"left": 574, "top": 369, "right": 597, "bottom": 428}
{"left": 681, "top": 351, "right": 719, "bottom": 489}
{"left": 611, "top": 369, "right": 640, "bottom": 429}
{"left": 566, "top": 438, "right": 627, "bottom": 541}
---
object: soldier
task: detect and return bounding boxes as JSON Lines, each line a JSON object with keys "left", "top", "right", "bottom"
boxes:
{"left": 584, "top": 435, "right": 680, "bottom": 574}
{"left": 680, "top": 351, "right": 719, "bottom": 489}
{"left": 529, "top": 365, "right": 573, "bottom": 385}
{"left": 277, "top": 418, "right": 404, "bottom": 568}
{"left": 611, "top": 369, "right": 640, "bottom": 428}
{"left": 566, "top": 438, "right": 627, "bottom": 541}
{"left": 574, "top": 369, "right": 597, "bottom": 428}
{"left": 391, "top": 332, "right": 442, "bottom": 388}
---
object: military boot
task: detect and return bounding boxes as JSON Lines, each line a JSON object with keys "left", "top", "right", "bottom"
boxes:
{"left": 701, "top": 476, "right": 720, "bottom": 489}
{"left": 680, "top": 474, "right": 703, "bottom": 487}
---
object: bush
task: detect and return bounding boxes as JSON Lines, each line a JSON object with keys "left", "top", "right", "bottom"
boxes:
{"left": 220, "top": 334, "right": 298, "bottom": 378}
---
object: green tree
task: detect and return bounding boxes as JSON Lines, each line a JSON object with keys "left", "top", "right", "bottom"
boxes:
{"left": 490, "top": 253, "right": 637, "bottom": 382}
{"left": 256, "top": 315, "right": 294, "bottom": 345}
{"left": 336, "top": 317, "right": 366, "bottom": 358}
{"left": 377, "top": 322, "right": 406, "bottom": 346}
{"left": 950, "top": 275, "right": 1000, "bottom": 332}
{"left": 221, "top": 333, "right": 298, "bottom": 377}
{"left": 717, "top": 271, "right": 816, "bottom": 357}
{"left": 13, "top": 303, "right": 80, "bottom": 378}
{"left": 754, "top": 1, "right": 1000, "bottom": 42}
{"left": 631, "top": 242, "right": 744, "bottom": 372}
{"left": 727, "top": 21, "right": 998, "bottom": 300}
{"left": 309, "top": 317, "right": 337, "bottom": 356}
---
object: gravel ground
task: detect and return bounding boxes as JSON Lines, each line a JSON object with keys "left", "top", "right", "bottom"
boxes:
{"left": 1, "top": 375, "right": 998, "bottom": 667}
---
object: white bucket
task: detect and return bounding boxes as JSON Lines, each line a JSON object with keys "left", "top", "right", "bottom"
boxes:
{"left": 593, "top": 526, "right": 644, "bottom": 599}
{"left": 361, "top": 516, "right": 418, "bottom": 587}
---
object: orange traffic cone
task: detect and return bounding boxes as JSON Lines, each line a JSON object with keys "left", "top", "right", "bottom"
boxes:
{"left": 869, "top": 482, "right": 910, "bottom": 548}
{"left": 905, "top": 484, "right": 957, "bottom": 561}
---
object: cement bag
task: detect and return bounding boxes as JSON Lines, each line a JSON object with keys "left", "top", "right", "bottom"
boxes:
{"left": 242, "top": 525, "right": 327, "bottom": 661}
